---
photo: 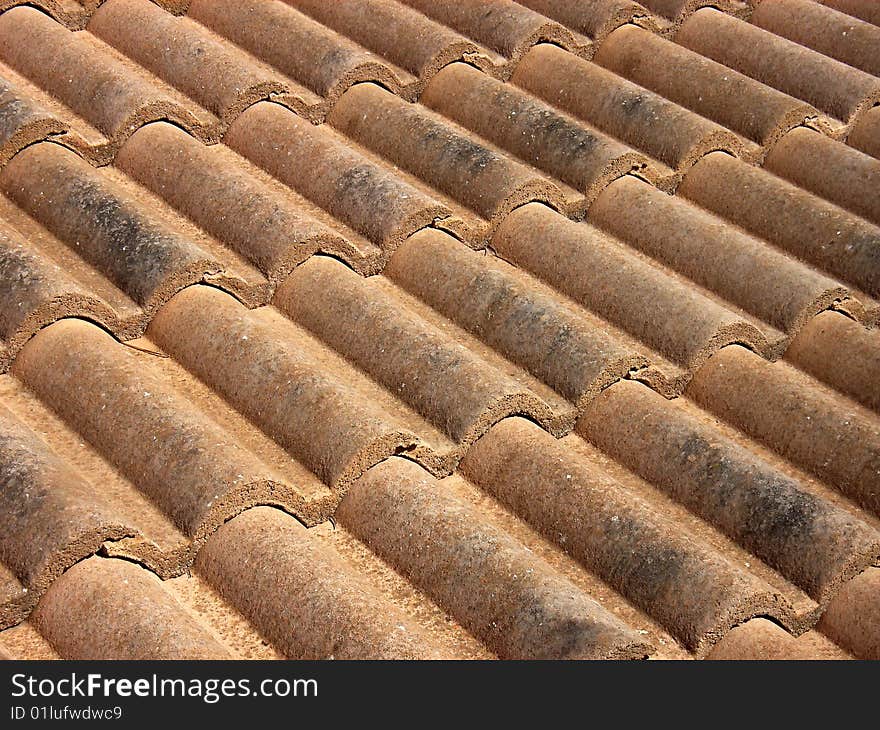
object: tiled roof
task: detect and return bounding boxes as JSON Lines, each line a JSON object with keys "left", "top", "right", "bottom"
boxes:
{"left": 0, "top": 0, "right": 878, "bottom": 661}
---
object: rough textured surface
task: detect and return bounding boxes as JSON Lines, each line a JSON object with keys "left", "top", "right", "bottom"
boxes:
{"left": 89, "top": 0, "right": 290, "bottom": 125}
{"left": 786, "top": 312, "right": 880, "bottom": 414}
{"left": 274, "top": 255, "right": 570, "bottom": 444}
{"left": 11, "top": 318, "right": 333, "bottom": 536}
{"left": 328, "top": 82, "right": 584, "bottom": 230}
{"left": 707, "top": 618, "right": 850, "bottom": 660}
{"left": 384, "top": 228, "right": 652, "bottom": 409}
{"left": 422, "top": 61, "right": 671, "bottom": 199}
{"left": 818, "top": 568, "right": 880, "bottom": 660}
{"left": 763, "top": 128, "right": 880, "bottom": 228}
{"left": 492, "top": 202, "right": 769, "bottom": 378}
{"left": 0, "top": 404, "right": 132, "bottom": 626}
{"left": 399, "top": 0, "right": 591, "bottom": 62}
{"left": 0, "top": 0, "right": 878, "bottom": 662}
{"left": 512, "top": 43, "right": 748, "bottom": 173}
{"left": 147, "top": 284, "right": 453, "bottom": 488}
{"left": 678, "top": 152, "right": 880, "bottom": 300}
{"left": 687, "top": 346, "right": 880, "bottom": 516}
{"left": 515, "top": 0, "right": 661, "bottom": 42}
{"left": 594, "top": 24, "right": 815, "bottom": 149}
{"left": 0, "top": 6, "right": 217, "bottom": 159}
{"left": 677, "top": 8, "right": 880, "bottom": 130}
{"left": 848, "top": 105, "right": 880, "bottom": 159}
{"left": 224, "top": 102, "right": 446, "bottom": 252}
{"left": 115, "top": 122, "right": 374, "bottom": 280}
{"left": 195, "top": 507, "right": 449, "bottom": 660}
{"left": 338, "top": 458, "right": 651, "bottom": 659}
{"left": 460, "top": 419, "right": 793, "bottom": 653}
{"left": 0, "top": 73, "right": 67, "bottom": 165}
{"left": 578, "top": 381, "right": 880, "bottom": 605}
{"left": 33, "top": 557, "right": 233, "bottom": 660}
{"left": 820, "top": 0, "right": 880, "bottom": 27}
{"left": 752, "top": 0, "right": 880, "bottom": 79}
{"left": 588, "top": 176, "right": 864, "bottom": 343}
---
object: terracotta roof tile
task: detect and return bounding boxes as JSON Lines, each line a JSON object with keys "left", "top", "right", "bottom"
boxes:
{"left": 328, "top": 81, "right": 585, "bottom": 227}
{"left": 0, "top": 6, "right": 219, "bottom": 158}
{"left": 514, "top": 0, "right": 663, "bottom": 42}
{"left": 594, "top": 24, "right": 815, "bottom": 149}
{"left": 148, "top": 285, "right": 455, "bottom": 484}
{"left": 848, "top": 104, "right": 880, "bottom": 158}
{"left": 0, "top": 0, "right": 877, "bottom": 661}
{"left": 818, "top": 567, "right": 880, "bottom": 659}
{"left": 786, "top": 311, "right": 880, "bottom": 414}
{"left": 397, "top": 0, "right": 593, "bottom": 62}
{"left": 282, "top": 0, "right": 505, "bottom": 77}
{"left": 493, "top": 202, "right": 771, "bottom": 377}
{"left": 460, "top": 418, "right": 792, "bottom": 653}
{"left": 820, "top": 0, "right": 880, "bottom": 26}
{"left": 0, "top": 71, "right": 67, "bottom": 165}
{"left": 1, "top": 143, "right": 258, "bottom": 310}
{"left": 588, "top": 176, "right": 862, "bottom": 340}
{"left": 338, "top": 458, "right": 651, "bottom": 659}
{"left": 752, "top": 0, "right": 880, "bottom": 78}
{"left": 90, "top": 0, "right": 295, "bottom": 123}
{"left": 676, "top": 8, "right": 880, "bottom": 133}
{"left": 275, "top": 255, "right": 571, "bottom": 442}
{"left": 385, "top": 229, "right": 652, "bottom": 408}
{"left": 195, "top": 506, "right": 451, "bottom": 659}
{"left": 687, "top": 346, "right": 880, "bottom": 516}
{"left": 763, "top": 127, "right": 880, "bottom": 228}
{"left": 0, "top": 205, "right": 136, "bottom": 366}
{"left": 425, "top": 60, "right": 676, "bottom": 195}
{"left": 0, "top": 403, "right": 132, "bottom": 623}
{"left": 639, "top": 0, "right": 751, "bottom": 26}
{"left": 512, "top": 43, "right": 754, "bottom": 171}
{"left": 11, "top": 319, "right": 331, "bottom": 535}
{"left": 678, "top": 151, "right": 880, "bottom": 301}
{"left": 0, "top": 366, "right": 194, "bottom": 579}
{"left": 0, "top": 0, "right": 90, "bottom": 29}
{"left": 578, "top": 380, "right": 880, "bottom": 603}
{"left": 707, "top": 617, "right": 851, "bottom": 660}
{"left": 226, "top": 101, "right": 447, "bottom": 250}
{"left": 0, "top": 61, "right": 109, "bottom": 161}
{"left": 116, "top": 122, "right": 375, "bottom": 279}
{"left": 32, "top": 557, "right": 234, "bottom": 660}
{"left": 187, "top": 0, "right": 410, "bottom": 114}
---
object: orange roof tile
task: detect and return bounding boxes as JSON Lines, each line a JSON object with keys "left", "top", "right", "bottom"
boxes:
{"left": 0, "top": 0, "right": 878, "bottom": 661}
